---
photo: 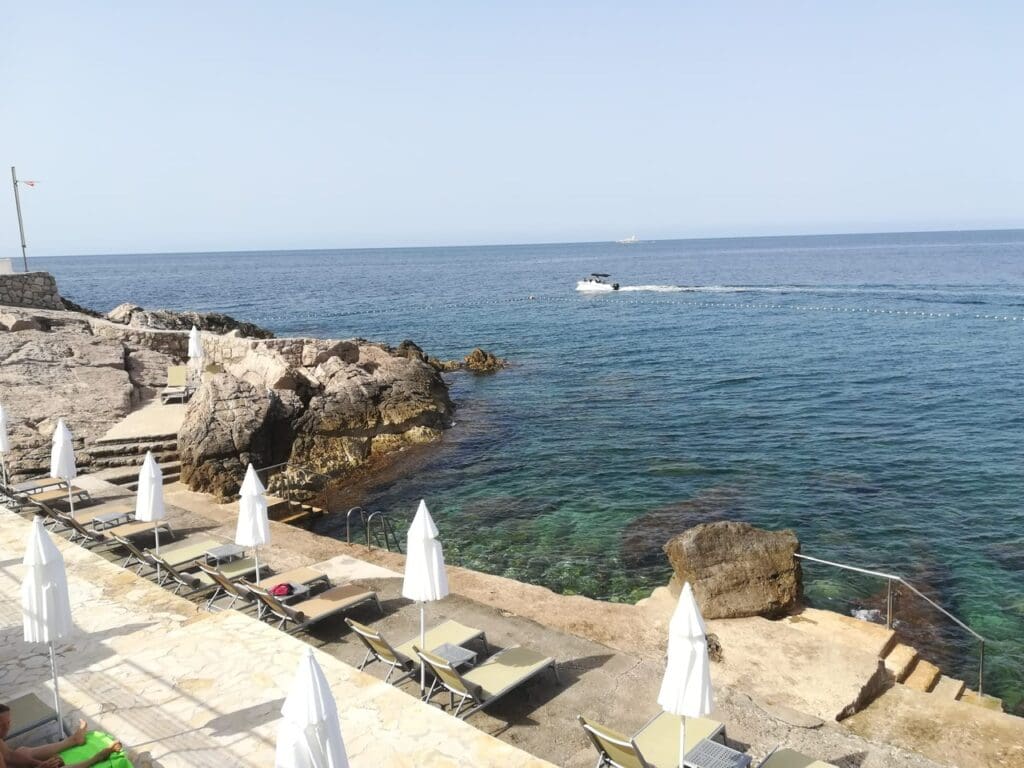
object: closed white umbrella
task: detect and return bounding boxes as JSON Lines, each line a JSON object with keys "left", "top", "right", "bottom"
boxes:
{"left": 22, "top": 516, "right": 73, "bottom": 737}
{"left": 0, "top": 402, "right": 10, "bottom": 490}
{"left": 275, "top": 647, "right": 349, "bottom": 768}
{"left": 235, "top": 464, "right": 269, "bottom": 583}
{"left": 401, "top": 499, "right": 449, "bottom": 696}
{"left": 49, "top": 419, "right": 77, "bottom": 514}
{"left": 188, "top": 325, "right": 204, "bottom": 389}
{"left": 135, "top": 451, "right": 166, "bottom": 578}
{"left": 657, "top": 582, "right": 714, "bottom": 768}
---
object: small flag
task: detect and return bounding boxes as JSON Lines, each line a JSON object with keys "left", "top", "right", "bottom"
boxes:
{"left": 21, "top": 180, "right": 38, "bottom": 187}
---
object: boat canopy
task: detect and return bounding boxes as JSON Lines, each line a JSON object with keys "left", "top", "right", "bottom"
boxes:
{"left": 590, "top": 273, "right": 611, "bottom": 278}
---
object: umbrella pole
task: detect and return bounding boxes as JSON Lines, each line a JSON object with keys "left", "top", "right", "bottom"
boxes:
{"left": 679, "top": 715, "right": 685, "bottom": 768}
{"left": 419, "top": 602, "right": 426, "bottom": 698}
{"left": 49, "top": 641, "right": 65, "bottom": 738}
{"left": 154, "top": 524, "right": 161, "bottom": 580}
{"left": 1, "top": 456, "right": 7, "bottom": 491}
{"left": 66, "top": 482, "right": 75, "bottom": 516}
{"left": 255, "top": 547, "right": 261, "bottom": 584}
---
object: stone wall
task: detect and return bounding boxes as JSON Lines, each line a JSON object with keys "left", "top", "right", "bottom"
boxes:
{"left": 0, "top": 272, "right": 63, "bottom": 310}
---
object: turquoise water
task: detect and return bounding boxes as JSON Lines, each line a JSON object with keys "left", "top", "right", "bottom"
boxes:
{"left": 43, "top": 230, "right": 1024, "bottom": 708}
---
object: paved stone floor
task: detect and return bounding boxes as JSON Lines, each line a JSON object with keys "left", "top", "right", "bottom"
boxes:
{"left": 10, "top": 477, "right": 1018, "bottom": 767}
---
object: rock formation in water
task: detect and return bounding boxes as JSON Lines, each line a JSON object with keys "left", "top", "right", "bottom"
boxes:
{"left": 177, "top": 336, "right": 454, "bottom": 500}
{"left": 427, "top": 346, "right": 509, "bottom": 373}
{"left": 0, "top": 276, "right": 454, "bottom": 494}
{"left": 663, "top": 521, "right": 803, "bottom": 619}
{"left": 107, "top": 302, "right": 274, "bottom": 338}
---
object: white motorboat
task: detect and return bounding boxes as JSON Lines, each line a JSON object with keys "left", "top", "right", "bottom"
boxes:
{"left": 576, "top": 273, "right": 620, "bottom": 292}
{"left": 616, "top": 235, "right": 639, "bottom": 244}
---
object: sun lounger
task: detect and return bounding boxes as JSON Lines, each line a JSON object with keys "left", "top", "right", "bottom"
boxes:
{"left": 161, "top": 365, "right": 191, "bottom": 404}
{"left": 53, "top": 510, "right": 171, "bottom": 547}
{"left": 196, "top": 560, "right": 311, "bottom": 610}
{"left": 346, "top": 618, "right": 488, "bottom": 684}
{"left": 249, "top": 583, "right": 381, "bottom": 633}
{"left": 758, "top": 748, "right": 838, "bottom": 768}
{"left": 10, "top": 476, "right": 67, "bottom": 496}
{"left": 112, "top": 534, "right": 217, "bottom": 574}
{"left": 27, "top": 485, "right": 91, "bottom": 505}
{"left": 71, "top": 498, "right": 136, "bottom": 525}
{"left": 579, "top": 712, "right": 727, "bottom": 768}
{"left": 416, "top": 645, "right": 558, "bottom": 719}
{"left": 6, "top": 692, "right": 60, "bottom": 740}
{"left": 150, "top": 553, "right": 258, "bottom": 595}
{"left": 233, "top": 567, "right": 331, "bottom": 617}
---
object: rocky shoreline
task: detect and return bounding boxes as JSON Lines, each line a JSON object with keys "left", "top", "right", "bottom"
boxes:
{"left": 0, "top": 275, "right": 497, "bottom": 497}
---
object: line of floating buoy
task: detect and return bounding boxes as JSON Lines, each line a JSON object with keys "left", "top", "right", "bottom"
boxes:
{"left": 253, "top": 294, "right": 1024, "bottom": 324}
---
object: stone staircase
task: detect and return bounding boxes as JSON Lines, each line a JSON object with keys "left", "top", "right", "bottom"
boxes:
{"left": 879, "top": 635, "right": 1002, "bottom": 712}
{"left": 88, "top": 432, "right": 181, "bottom": 486}
{"left": 265, "top": 495, "right": 325, "bottom": 526}
{"left": 781, "top": 610, "right": 1004, "bottom": 714}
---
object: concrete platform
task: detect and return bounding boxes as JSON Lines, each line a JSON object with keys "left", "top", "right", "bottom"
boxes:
{"left": 99, "top": 400, "right": 185, "bottom": 442}
{"left": 0, "top": 511, "right": 555, "bottom": 768}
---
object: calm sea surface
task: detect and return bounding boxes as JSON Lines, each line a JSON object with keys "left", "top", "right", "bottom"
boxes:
{"left": 41, "top": 230, "right": 1024, "bottom": 707}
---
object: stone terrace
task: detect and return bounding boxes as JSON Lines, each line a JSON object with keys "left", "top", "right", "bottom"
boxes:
{"left": 2, "top": 475, "right": 983, "bottom": 767}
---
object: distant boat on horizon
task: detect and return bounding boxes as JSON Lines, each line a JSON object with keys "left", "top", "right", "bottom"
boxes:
{"left": 616, "top": 235, "right": 640, "bottom": 245}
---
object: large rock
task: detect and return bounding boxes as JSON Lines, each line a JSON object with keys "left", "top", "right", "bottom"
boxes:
{"left": 107, "top": 302, "right": 273, "bottom": 338}
{"left": 0, "top": 321, "right": 139, "bottom": 478}
{"left": 178, "top": 374, "right": 303, "bottom": 498}
{"left": 178, "top": 339, "right": 454, "bottom": 500}
{"left": 663, "top": 521, "right": 802, "bottom": 619}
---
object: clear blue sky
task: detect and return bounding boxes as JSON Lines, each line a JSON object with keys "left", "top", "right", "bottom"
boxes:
{"left": 3, "top": 2, "right": 1022, "bottom": 256}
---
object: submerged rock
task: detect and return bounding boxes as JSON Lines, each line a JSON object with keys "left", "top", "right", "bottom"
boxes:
{"left": 428, "top": 347, "right": 509, "bottom": 374}
{"left": 107, "top": 302, "right": 274, "bottom": 338}
{"left": 663, "top": 521, "right": 802, "bottom": 619}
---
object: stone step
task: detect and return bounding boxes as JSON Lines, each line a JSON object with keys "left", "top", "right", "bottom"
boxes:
{"left": 882, "top": 642, "right": 919, "bottom": 682}
{"left": 90, "top": 440, "right": 179, "bottom": 459}
{"left": 931, "top": 675, "right": 966, "bottom": 701}
{"left": 959, "top": 689, "right": 1005, "bottom": 712}
{"left": 90, "top": 452, "right": 180, "bottom": 470}
{"left": 902, "top": 658, "right": 941, "bottom": 692}
{"left": 93, "top": 432, "right": 178, "bottom": 448}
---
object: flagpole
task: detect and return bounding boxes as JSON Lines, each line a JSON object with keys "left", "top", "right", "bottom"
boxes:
{"left": 10, "top": 167, "right": 29, "bottom": 273}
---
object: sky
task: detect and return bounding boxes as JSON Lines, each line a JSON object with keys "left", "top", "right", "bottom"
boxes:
{"left": 2, "top": 2, "right": 1023, "bottom": 256}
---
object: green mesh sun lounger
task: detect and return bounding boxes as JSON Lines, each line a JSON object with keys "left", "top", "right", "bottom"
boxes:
{"left": 6, "top": 692, "right": 59, "bottom": 740}
{"left": 579, "top": 712, "right": 726, "bottom": 768}
{"left": 161, "top": 365, "right": 191, "bottom": 404}
{"left": 251, "top": 583, "right": 382, "bottom": 633}
{"left": 758, "top": 748, "right": 838, "bottom": 768}
{"left": 29, "top": 485, "right": 91, "bottom": 505}
{"left": 10, "top": 476, "right": 67, "bottom": 495}
{"left": 416, "top": 645, "right": 558, "bottom": 719}
{"left": 60, "top": 730, "right": 132, "bottom": 768}
{"left": 346, "top": 618, "right": 487, "bottom": 684}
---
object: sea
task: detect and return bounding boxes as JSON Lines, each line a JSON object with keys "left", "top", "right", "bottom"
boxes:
{"left": 41, "top": 229, "right": 1024, "bottom": 709}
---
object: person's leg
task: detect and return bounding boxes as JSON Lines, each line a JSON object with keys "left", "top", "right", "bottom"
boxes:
{"left": 20, "top": 719, "right": 87, "bottom": 761}
{"left": 62, "top": 741, "right": 122, "bottom": 768}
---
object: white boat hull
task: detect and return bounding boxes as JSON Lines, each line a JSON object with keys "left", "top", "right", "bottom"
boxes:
{"left": 576, "top": 280, "right": 617, "bottom": 292}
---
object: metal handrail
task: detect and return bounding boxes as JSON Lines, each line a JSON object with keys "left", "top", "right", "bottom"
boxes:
{"left": 346, "top": 506, "right": 368, "bottom": 543}
{"left": 365, "top": 510, "right": 402, "bottom": 553}
{"left": 795, "top": 552, "right": 987, "bottom": 694}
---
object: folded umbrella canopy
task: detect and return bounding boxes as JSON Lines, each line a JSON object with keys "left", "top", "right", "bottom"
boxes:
{"left": 657, "top": 582, "right": 714, "bottom": 768}
{"left": 188, "top": 325, "right": 204, "bottom": 389}
{"left": 401, "top": 499, "right": 449, "bottom": 695}
{"left": 22, "top": 516, "right": 73, "bottom": 737}
{"left": 135, "top": 451, "right": 166, "bottom": 576}
{"left": 49, "top": 419, "right": 78, "bottom": 513}
{"left": 275, "top": 647, "right": 349, "bottom": 768}
{"left": 0, "top": 401, "right": 10, "bottom": 490}
{"left": 235, "top": 463, "right": 269, "bottom": 583}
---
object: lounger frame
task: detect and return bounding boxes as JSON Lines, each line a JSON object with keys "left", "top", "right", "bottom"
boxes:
{"left": 416, "top": 646, "right": 559, "bottom": 720}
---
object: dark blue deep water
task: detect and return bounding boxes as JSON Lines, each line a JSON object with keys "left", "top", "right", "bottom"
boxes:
{"left": 41, "top": 230, "right": 1024, "bottom": 707}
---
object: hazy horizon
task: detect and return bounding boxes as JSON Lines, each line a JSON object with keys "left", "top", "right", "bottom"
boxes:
{"left": 5, "top": 3, "right": 1023, "bottom": 257}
